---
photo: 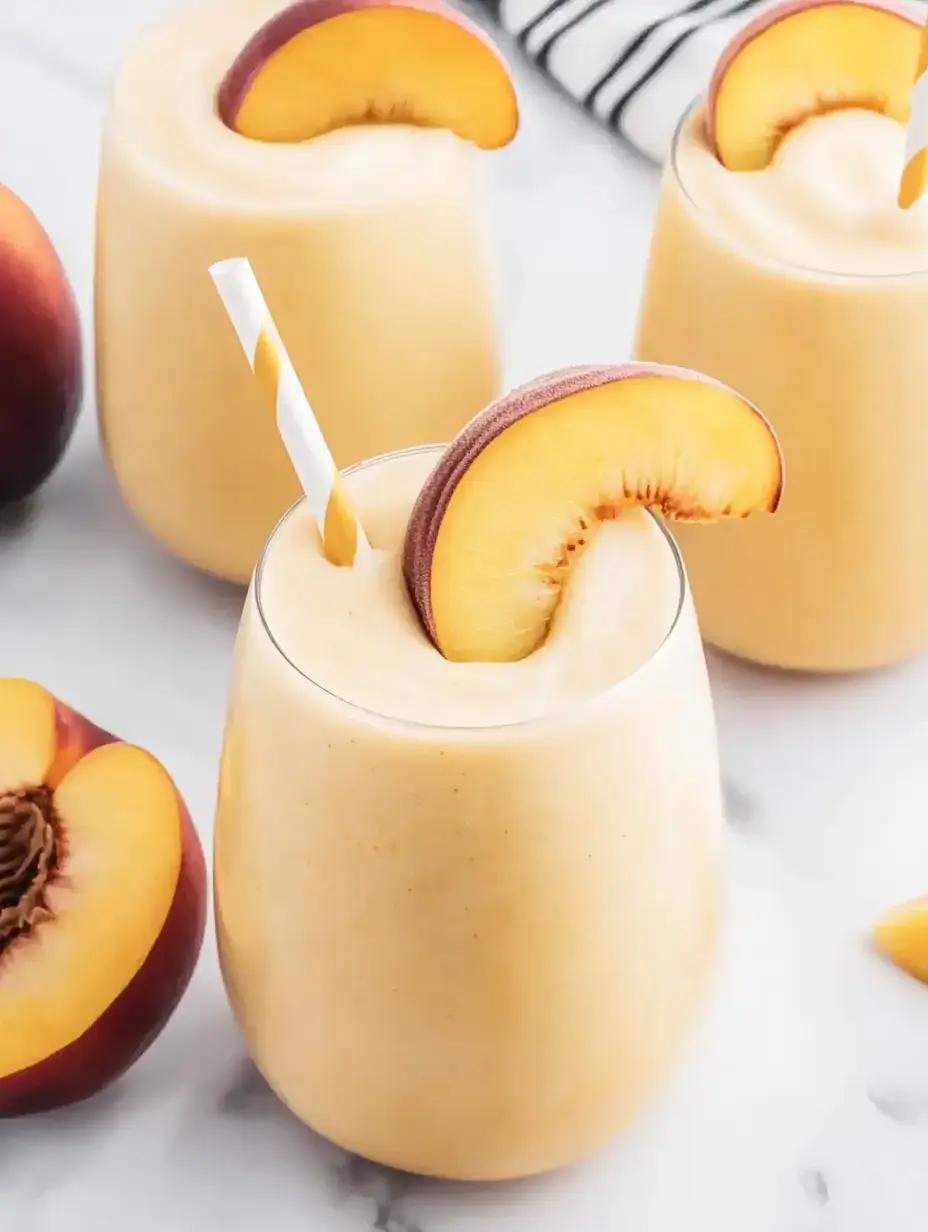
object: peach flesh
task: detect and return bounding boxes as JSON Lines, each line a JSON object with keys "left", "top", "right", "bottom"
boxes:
{"left": 0, "top": 807, "right": 205, "bottom": 1117}
{"left": 404, "top": 359, "right": 783, "bottom": 665}
{"left": 0, "top": 682, "right": 207, "bottom": 1115}
{"left": 705, "top": 0, "right": 922, "bottom": 171}
{"left": 874, "top": 897, "right": 928, "bottom": 984}
{"left": 216, "top": 0, "right": 518, "bottom": 149}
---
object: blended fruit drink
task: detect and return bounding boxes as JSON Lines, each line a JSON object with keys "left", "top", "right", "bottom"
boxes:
{"left": 95, "top": 0, "right": 516, "bottom": 583}
{"left": 214, "top": 363, "right": 782, "bottom": 1180}
{"left": 635, "top": 0, "right": 928, "bottom": 672}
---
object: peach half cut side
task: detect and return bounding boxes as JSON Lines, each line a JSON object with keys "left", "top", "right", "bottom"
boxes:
{"left": 705, "top": 0, "right": 922, "bottom": 171}
{"left": 874, "top": 896, "right": 928, "bottom": 983}
{"left": 217, "top": 0, "right": 518, "bottom": 149}
{"left": 0, "top": 678, "right": 207, "bottom": 1116}
{"left": 403, "top": 363, "right": 783, "bottom": 664}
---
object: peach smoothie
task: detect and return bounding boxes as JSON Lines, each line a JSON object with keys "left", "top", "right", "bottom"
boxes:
{"left": 214, "top": 365, "right": 782, "bottom": 1179}
{"left": 95, "top": 0, "right": 516, "bottom": 584}
{"left": 635, "top": 0, "right": 928, "bottom": 671}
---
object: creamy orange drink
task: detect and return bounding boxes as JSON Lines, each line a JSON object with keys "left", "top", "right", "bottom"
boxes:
{"left": 95, "top": 0, "right": 517, "bottom": 583}
{"left": 635, "top": 0, "right": 928, "bottom": 672}
{"left": 213, "top": 363, "right": 782, "bottom": 1180}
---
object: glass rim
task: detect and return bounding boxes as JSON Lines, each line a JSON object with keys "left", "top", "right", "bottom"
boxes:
{"left": 670, "top": 97, "right": 928, "bottom": 283}
{"left": 252, "top": 443, "right": 689, "bottom": 736}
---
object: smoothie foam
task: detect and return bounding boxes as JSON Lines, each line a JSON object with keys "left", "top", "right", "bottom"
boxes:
{"left": 258, "top": 448, "right": 682, "bottom": 726}
{"left": 677, "top": 107, "right": 928, "bottom": 275}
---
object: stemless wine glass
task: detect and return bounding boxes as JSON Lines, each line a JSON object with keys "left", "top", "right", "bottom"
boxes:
{"left": 635, "top": 102, "right": 928, "bottom": 673}
{"left": 213, "top": 445, "right": 725, "bottom": 1182}
{"left": 94, "top": 0, "right": 500, "bottom": 584}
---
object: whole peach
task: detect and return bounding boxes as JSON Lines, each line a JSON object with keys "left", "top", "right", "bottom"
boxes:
{"left": 0, "top": 186, "right": 82, "bottom": 506}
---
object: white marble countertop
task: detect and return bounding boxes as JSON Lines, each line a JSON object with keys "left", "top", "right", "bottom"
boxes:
{"left": 3, "top": 1, "right": 928, "bottom": 1228}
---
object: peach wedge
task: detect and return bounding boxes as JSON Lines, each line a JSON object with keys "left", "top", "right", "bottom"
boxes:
{"left": 706, "top": 0, "right": 922, "bottom": 171}
{"left": 403, "top": 363, "right": 783, "bottom": 663}
{"left": 0, "top": 679, "right": 206, "bottom": 1116}
{"left": 217, "top": 0, "right": 518, "bottom": 149}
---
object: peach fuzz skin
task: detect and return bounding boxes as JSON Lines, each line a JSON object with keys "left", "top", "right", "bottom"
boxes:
{"left": 0, "top": 685, "right": 206, "bottom": 1116}
{"left": 704, "top": 0, "right": 922, "bottom": 167}
{"left": 0, "top": 185, "right": 82, "bottom": 505}
{"left": 216, "top": 0, "right": 518, "bottom": 148}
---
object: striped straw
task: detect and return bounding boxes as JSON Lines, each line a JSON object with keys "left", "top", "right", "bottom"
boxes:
{"left": 209, "top": 258, "right": 368, "bottom": 567}
{"left": 899, "top": 18, "right": 928, "bottom": 209}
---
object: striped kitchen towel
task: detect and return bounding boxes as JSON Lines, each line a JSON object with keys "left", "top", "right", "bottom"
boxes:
{"left": 472, "top": 0, "right": 919, "bottom": 164}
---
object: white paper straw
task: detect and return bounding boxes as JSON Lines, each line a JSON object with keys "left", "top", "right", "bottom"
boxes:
{"left": 209, "top": 257, "right": 369, "bottom": 565}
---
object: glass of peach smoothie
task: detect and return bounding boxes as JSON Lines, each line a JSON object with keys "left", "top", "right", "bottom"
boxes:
{"left": 213, "top": 363, "right": 782, "bottom": 1180}
{"left": 95, "top": 0, "right": 516, "bottom": 584}
{"left": 635, "top": 0, "right": 928, "bottom": 672}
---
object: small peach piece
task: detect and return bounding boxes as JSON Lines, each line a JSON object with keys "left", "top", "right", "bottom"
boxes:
{"left": 217, "top": 0, "right": 518, "bottom": 149}
{"left": 706, "top": 0, "right": 922, "bottom": 171}
{"left": 874, "top": 896, "right": 928, "bottom": 983}
{"left": 403, "top": 363, "right": 783, "bottom": 663}
{"left": 0, "top": 679, "right": 206, "bottom": 1116}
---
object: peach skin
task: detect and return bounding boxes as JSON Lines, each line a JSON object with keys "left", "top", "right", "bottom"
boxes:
{"left": 0, "top": 185, "right": 82, "bottom": 505}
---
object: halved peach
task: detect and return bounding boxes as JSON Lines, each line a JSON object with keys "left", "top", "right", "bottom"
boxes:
{"left": 705, "top": 0, "right": 922, "bottom": 171}
{"left": 403, "top": 363, "right": 783, "bottom": 663}
{"left": 217, "top": 0, "right": 518, "bottom": 149}
{"left": 874, "top": 896, "right": 928, "bottom": 983}
{"left": 0, "top": 679, "right": 206, "bottom": 1116}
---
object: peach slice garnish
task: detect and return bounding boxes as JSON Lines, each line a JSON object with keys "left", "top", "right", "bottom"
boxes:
{"left": 874, "top": 896, "right": 928, "bottom": 983}
{"left": 403, "top": 363, "right": 783, "bottom": 663}
{"left": 217, "top": 0, "right": 518, "bottom": 149}
{"left": 706, "top": 0, "right": 922, "bottom": 172}
{"left": 0, "top": 679, "right": 206, "bottom": 1116}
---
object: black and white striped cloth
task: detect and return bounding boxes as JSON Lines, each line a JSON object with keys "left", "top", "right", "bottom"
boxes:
{"left": 473, "top": 0, "right": 898, "bottom": 164}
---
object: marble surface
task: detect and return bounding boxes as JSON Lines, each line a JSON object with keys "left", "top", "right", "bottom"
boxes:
{"left": 3, "top": 2, "right": 928, "bottom": 1228}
